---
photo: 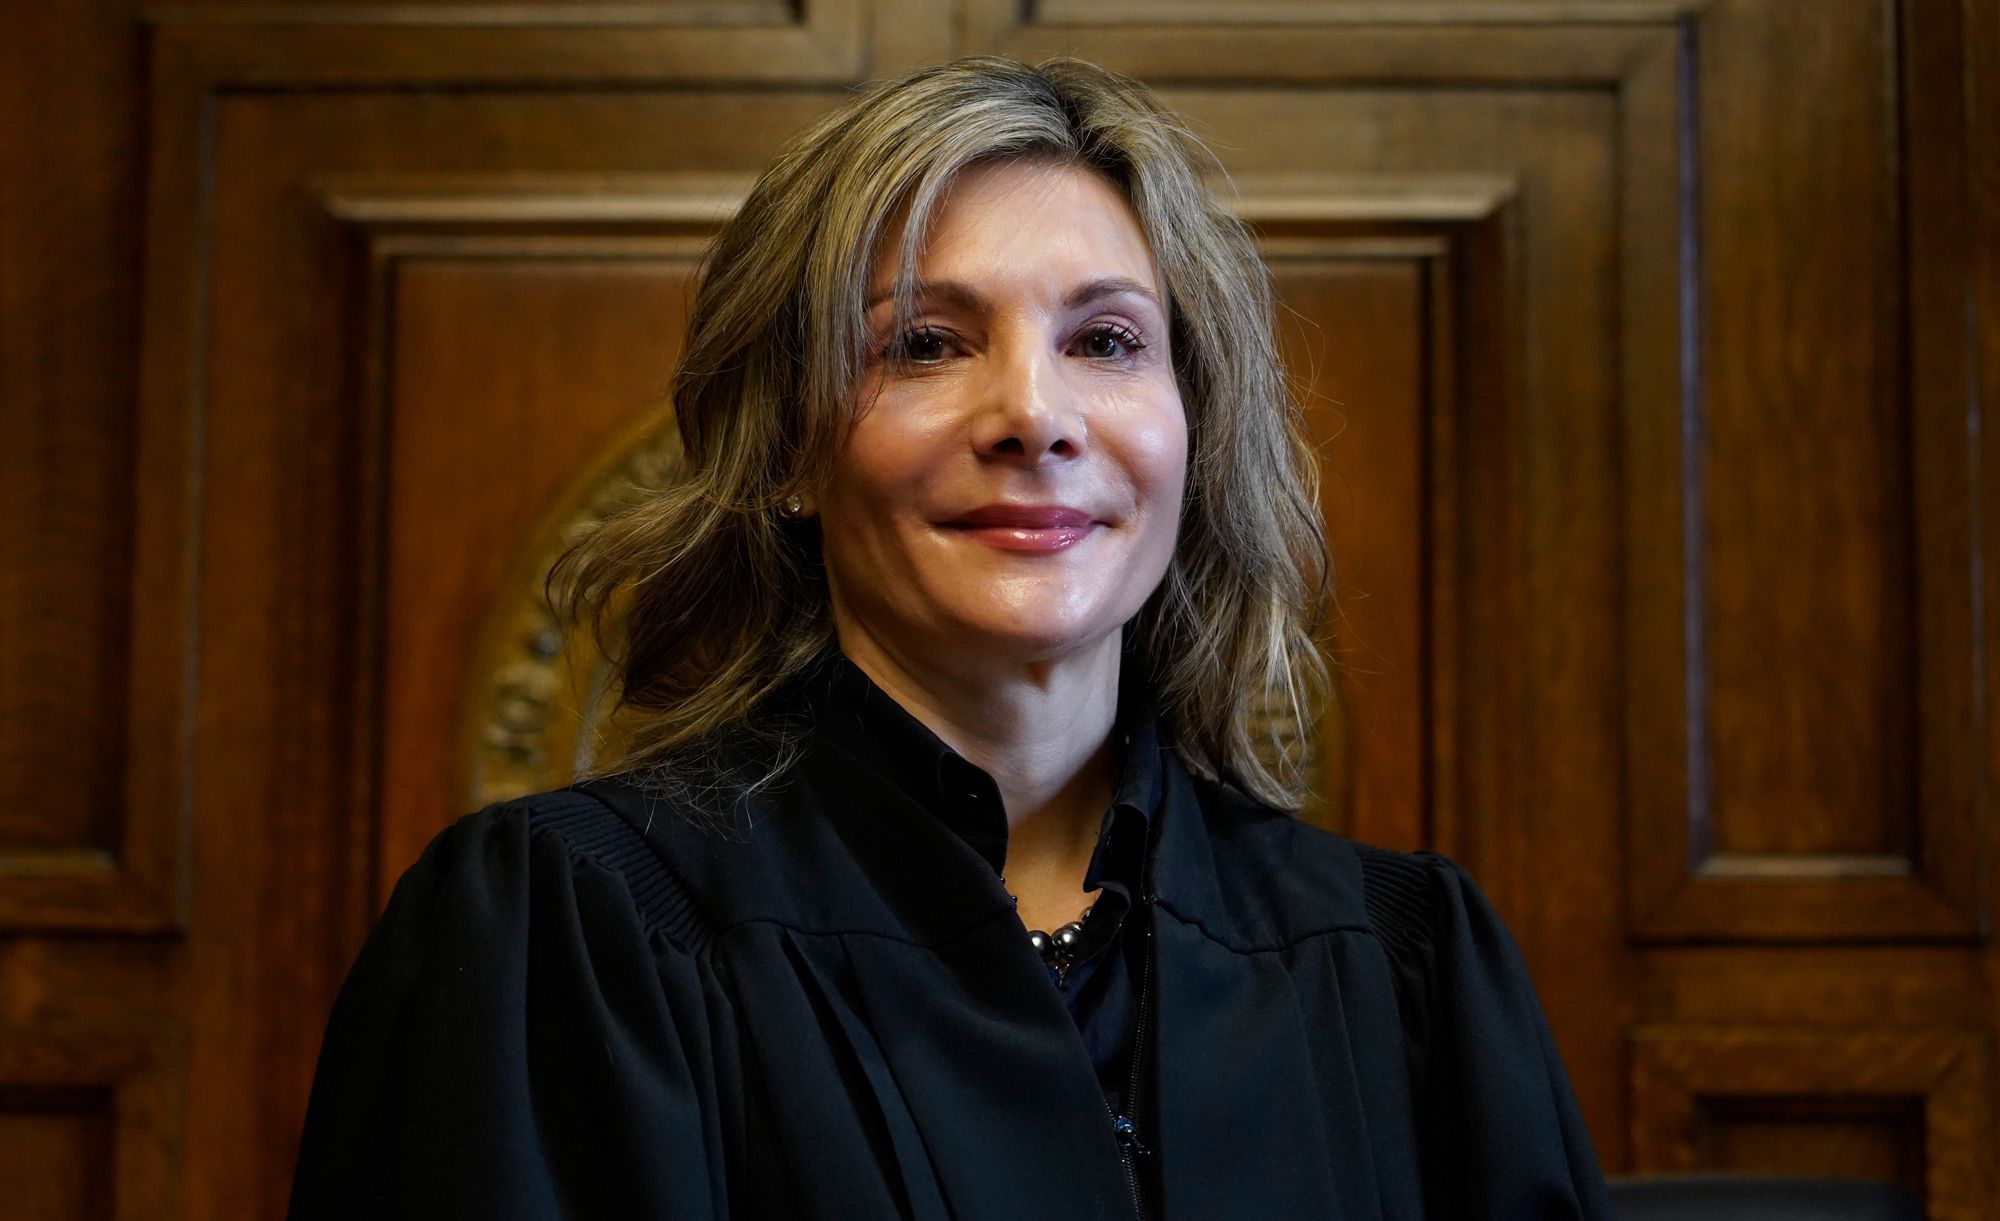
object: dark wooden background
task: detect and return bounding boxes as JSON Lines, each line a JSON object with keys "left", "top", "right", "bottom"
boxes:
{"left": 3, "top": 1, "right": 1995, "bottom": 1216}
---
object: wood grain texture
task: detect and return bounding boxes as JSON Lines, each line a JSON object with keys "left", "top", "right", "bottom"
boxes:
{"left": 1030, "top": 0, "right": 1707, "bottom": 22}
{"left": 0, "top": 0, "right": 183, "bottom": 935}
{"left": 1278, "top": 252, "right": 1435, "bottom": 846}
{"left": 375, "top": 251, "right": 703, "bottom": 896}
{"left": 141, "top": 2, "right": 866, "bottom": 83}
{"left": 1704, "top": 1097, "right": 1923, "bottom": 1189}
{"left": 973, "top": 11, "right": 1664, "bottom": 82}
{"left": 0, "top": 1026, "right": 180, "bottom": 1221}
{"left": 0, "top": 0, "right": 140, "bottom": 858}
{"left": 1236, "top": 176, "right": 1513, "bottom": 854}
{"left": 1625, "top": 0, "right": 1989, "bottom": 944}
{"left": 1631, "top": 1026, "right": 1994, "bottom": 1219}
{"left": 1701, "top": 0, "right": 1906, "bottom": 861}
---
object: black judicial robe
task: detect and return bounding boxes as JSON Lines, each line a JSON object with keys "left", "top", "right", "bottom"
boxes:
{"left": 288, "top": 676, "right": 1614, "bottom": 1220}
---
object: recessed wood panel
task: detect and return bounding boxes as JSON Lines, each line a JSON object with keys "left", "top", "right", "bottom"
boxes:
{"left": 376, "top": 251, "right": 702, "bottom": 895}
{"left": 1623, "top": 0, "right": 1988, "bottom": 942}
{"left": 1257, "top": 218, "right": 1498, "bottom": 859}
{"left": 1630, "top": 1027, "right": 1993, "bottom": 1220}
{"left": 0, "top": 1027, "right": 178, "bottom": 1221}
{"left": 1275, "top": 254, "right": 1433, "bottom": 847}
{"left": 1705, "top": 1097, "right": 1923, "bottom": 1191}
{"left": 0, "top": 1, "right": 140, "bottom": 877}
{"left": 0, "top": 1088, "right": 115, "bottom": 1221}
{"left": 1701, "top": 0, "right": 1910, "bottom": 863}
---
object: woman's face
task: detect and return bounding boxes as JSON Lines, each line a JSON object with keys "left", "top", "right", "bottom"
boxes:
{"left": 815, "top": 158, "right": 1188, "bottom": 668}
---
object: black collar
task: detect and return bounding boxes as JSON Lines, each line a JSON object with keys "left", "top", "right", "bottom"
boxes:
{"left": 581, "top": 646, "right": 1274, "bottom": 955}
{"left": 775, "top": 648, "right": 1163, "bottom": 903}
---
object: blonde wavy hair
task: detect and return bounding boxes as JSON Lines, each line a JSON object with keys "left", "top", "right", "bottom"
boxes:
{"left": 548, "top": 53, "right": 1331, "bottom": 810}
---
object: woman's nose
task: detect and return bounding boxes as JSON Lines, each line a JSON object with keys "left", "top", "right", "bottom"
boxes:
{"left": 970, "top": 340, "right": 1086, "bottom": 465}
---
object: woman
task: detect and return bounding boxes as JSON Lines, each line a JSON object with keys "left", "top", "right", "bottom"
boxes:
{"left": 288, "top": 55, "right": 1613, "bottom": 1220}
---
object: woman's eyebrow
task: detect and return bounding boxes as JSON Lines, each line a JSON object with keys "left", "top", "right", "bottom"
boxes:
{"left": 1063, "top": 275, "right": 1161, "bottom": 312}
{"left": 866, "top": 280, "right": 987, "bottom": 314}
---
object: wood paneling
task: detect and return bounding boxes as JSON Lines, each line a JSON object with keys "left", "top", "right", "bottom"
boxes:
{"left": 1625, "top": 0, "right": 1989, "bottom": 945}
{"left": 0, "top": 0, "right": 142, "bottom": 877}
{"left": 1251, "top": 188, "right": 1509, "bottom": 862}
{"left": 374, "top": 247, "right": 703, "bottom": 895}
{"left": 0, "top": 0, "right": 185, "bottom": 935}
{"left": 969, "top": 0, "right": 1682, "bottom": 81}
{"left": 2, "top": 0, "right": 1993, "bottom": 1214}
{"left": 1705, "top": 1097, "right": 1923, "bottom": 1189}
{"left": 0, "top": 1027, "right": 180, "bottom": 1221}
{"left": 1631, "top": 1027, "right": 1994, "bottom": 1218}
{"left": 1281, "top": 251, "right": 1438, "bottom": 848}
{"left": 0, "top": 1091, "right": 115, "bottom": 1221}
{"left": 144, "top": 1, "right": 866, "bottom": 84}
{"left": 1699, "top": 0, "right": 1909, "bottom": 863}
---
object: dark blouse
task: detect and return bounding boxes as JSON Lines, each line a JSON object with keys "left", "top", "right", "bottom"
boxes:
{"left": 802, "top": 649, "right": 1159, "bottom": 1119}
{"left": 287, "top": 651, "right": 1615, "bottom": 1220}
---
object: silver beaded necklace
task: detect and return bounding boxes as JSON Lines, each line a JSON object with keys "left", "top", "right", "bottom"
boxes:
{"left": 1022, "top": 900, "right": 1095, "bottom": 987}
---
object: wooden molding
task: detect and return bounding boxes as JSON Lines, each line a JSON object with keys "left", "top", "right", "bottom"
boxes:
{"left": 312, "top": 172, "right": 760, "bottom": 230}
{"left": 965, "top": 0, "right": 1676, "bottom": 81}
{"left": 139, "top": 0, "right": 863, "bottom": 85}
{"left": 1226, "top": 172, "right": 1516, "bottom": 225}
{"left": 1031, "top": 1, "right": 1708, "bottom": 23}
{"left": 141, "top": 2, "right": 799, "bottom": 27}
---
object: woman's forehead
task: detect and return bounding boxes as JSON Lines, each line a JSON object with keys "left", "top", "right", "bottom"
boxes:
{"left": 864, "top": 159, "right": 1165, "bottom": 308}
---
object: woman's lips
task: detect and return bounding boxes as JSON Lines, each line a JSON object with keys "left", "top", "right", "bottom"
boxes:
{"left": 940, "top": 505, "right": 1101, "bottom": 553}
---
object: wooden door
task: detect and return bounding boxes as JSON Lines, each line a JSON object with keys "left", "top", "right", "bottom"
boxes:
{"left": 3, "top": 1, "right": 1994, "bottom": 1216}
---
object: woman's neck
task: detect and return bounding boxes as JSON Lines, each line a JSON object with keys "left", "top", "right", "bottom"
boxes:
{"left": 833, "top": 622, "right": 1123, "bottom": 889}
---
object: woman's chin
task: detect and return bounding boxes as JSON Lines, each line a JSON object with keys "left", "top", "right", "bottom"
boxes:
{"left": 926, "top": 608, "right": 1127, "bottom": 662}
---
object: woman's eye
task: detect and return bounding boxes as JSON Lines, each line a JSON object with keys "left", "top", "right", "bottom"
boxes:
{"left": 886, "top": 326, "right": 952, "bottom": 364}
{"left": 1076, "top": 323, "right": 1147, "bottom": 360}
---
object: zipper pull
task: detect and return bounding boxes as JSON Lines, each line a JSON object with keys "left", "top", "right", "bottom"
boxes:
{"left": 1111, "top": 1112, "right": 1152, "bottom": 1158}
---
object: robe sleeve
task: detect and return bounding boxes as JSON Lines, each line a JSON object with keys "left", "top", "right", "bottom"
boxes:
{"left": 1364, "top": 848, "right": 1616, "bottom": 1220}
{"left": 286, "top": 797, "right": 723, "bottom": 1220}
